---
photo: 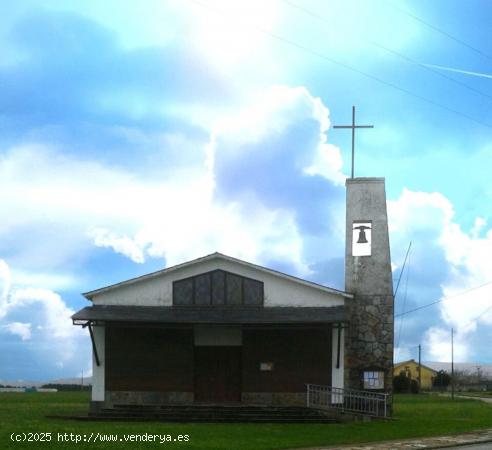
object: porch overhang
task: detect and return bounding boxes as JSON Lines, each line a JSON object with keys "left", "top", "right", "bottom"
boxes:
{"left": 72, "top": 305, "right": 347, "bottom": 326}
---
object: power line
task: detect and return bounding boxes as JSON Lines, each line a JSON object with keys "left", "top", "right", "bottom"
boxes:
{"left": 395, "top": 298, "right": 442, "bottom": 318}
{"left": 395, "top": 279, "right": 492, "bottom": 318}
{"left": 282, "top": 0, "right": 492, "bottom": 103}
{"left": 397, "top": 301, "right": 492, "bottom": 359}
{"left": 189, "top": 0, "right": 492, "bottom": 130}
{"left": 396, "top": 245, "right": 411, "bottom": 351}
{"left": 394, "top": 242, "right": 412, "bottom": 298}
{"left": 386, "top": 0, "right": 492, "bottom": 62}
{"left": 464, "top": 303, "right": 492, "bottom": 328}
{"left": 368, "top": 43, "right": 492, "bottom": 102}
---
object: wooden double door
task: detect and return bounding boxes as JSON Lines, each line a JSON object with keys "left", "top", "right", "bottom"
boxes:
{"left": 194, "top": 346, "right": 241, "bottom": 403}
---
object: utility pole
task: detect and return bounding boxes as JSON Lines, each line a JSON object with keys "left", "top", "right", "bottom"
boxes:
{"left": 451, "top": 328, "right": 455, "bottom": 400}
{"left": 418, "top": 344, "right": 421, "bottom": 391}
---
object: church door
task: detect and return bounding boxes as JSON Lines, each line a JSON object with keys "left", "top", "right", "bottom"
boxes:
{"left": 194, "top": 346, "right": 241, "bottom": 403}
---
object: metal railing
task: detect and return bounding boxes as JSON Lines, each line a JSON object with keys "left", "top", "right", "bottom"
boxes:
{"left": 306, "top": 383, "right": 390, "bottom": 418}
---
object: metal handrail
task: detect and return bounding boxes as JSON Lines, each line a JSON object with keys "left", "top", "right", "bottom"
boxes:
{"left": 306, "top": 383, "right": 389, "bottom": 418}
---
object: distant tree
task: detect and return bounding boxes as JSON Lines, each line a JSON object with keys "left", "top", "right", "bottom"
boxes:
{"left": 393, "top": 372, "right": 411, "bottom": 393}
{"left": 452, "top": 369, "right": 490, "bottom": 389}
{"left": 433, "top": 370, "right": 451, "bottom": 389}
{"left": 41, "top": 383, "right": 91, "bottom": 391}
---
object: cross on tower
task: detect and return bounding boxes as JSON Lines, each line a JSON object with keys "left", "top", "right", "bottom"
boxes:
{"left": 333, "top": 106, "right": 374, "bottom": 178}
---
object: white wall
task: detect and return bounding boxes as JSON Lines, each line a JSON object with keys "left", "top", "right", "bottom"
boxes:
{"left": 91, "top": 325, "right": 105, "bottom": 402}
{"left": 91, "top": 257, "right": 345, "bottom": 308}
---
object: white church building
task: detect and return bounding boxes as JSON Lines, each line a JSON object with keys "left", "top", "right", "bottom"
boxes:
{"left": 73, "top": 177, "right": 394, "bottom": 416}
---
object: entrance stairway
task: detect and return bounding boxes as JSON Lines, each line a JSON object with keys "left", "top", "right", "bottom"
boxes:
{"left": 88, "top": 404, "right": 340, "bottom": 423}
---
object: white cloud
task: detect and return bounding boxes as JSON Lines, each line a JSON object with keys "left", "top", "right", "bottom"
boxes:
{"left": 90, "top": 228, "right": 146, "bottom": 264}
{"left": 0, "top": 259, "right": 10, "bottom": 319}
{"left": 182, "top": 0, "right": 280, "bottom": 74}
{"left": 0, "top": 143, "right": 215, "bottom": 270}
{"left": 303, "top": 140, "right": 345, "bottom": 186}
{"left": 212, "top": 85, "right": 330, "bottom": 142}
{"left": 0, "top": 86, "right": 344, "bottom": 278}
{"left": 4, "top": 322, "right": 31, "bottom": 341}
{"left": 394, "top": 346, "right": 412, "bottom": 363}
{"left": 10, "top": 269, "right": 78, "bottom": 291}
{"left": 388, "top": 188, "right": 454, "bottom": 234}
{"left": 7, "top": 287, "right": 80, "bottom": 339}
{"left": 204, "top": 85, "right": 345, "bottom": 271}
{"left": 134, "top": 195, "right": 307, "bottom": 271}
{"left": 389, "top": 189, "right": 492, "bottom": 361}
{"left": 439, "top": 218, "right": 492, "bottom": 332}
{"left": 209, "top": 85, "right": 344, "bottom": 188}
{"left": 424, "top": 326, "right": 468, "bottom": 362}
{"left": 0, "top": 259, "right": 87, "bottom": 372}
{"left": 471, "top": 217, "right": 486, "bottom": 239}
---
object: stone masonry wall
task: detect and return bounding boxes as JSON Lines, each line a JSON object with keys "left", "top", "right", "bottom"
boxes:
{"left": 345, "top": 294, "right": 393, "bottom": 392}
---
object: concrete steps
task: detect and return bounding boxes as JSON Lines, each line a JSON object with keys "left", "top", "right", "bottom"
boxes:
{"left": 88, "top": 404, "right": 340, "bottom": 423}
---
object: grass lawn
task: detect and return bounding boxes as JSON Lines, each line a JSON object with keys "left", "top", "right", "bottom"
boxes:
{"left": 1, "top": 392, "right": 491, "bottom": 449}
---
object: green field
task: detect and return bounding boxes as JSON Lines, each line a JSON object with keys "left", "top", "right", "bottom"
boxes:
{"left": 1, "top": 393, "right": 491, "bottom": 449}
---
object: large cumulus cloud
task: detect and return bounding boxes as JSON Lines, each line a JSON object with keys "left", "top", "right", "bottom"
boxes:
{"left": 210, "top": 86, "right": 347, "bottom": 280}
{"left": 0, "top": 259, "right": 88, "bottom": 380}
{"left": 0, "top": 84, "right": 348, "bottom": 379}
{"left": 389, "top": 189, "right": 492, "bottom": 362}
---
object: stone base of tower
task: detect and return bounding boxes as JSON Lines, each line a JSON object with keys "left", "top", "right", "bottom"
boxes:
{"left": 344, "top": 294, "right": 393, "bottom": 393}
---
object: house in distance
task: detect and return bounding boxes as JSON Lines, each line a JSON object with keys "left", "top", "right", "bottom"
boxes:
{"left": 73, "top": 178, "right": 394, "bottom": 414}
{"left": 393, "top": 359, "right": 437, "bottom": 390}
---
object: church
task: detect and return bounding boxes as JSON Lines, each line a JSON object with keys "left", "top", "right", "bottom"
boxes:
{"left": 72, "top": 177, "right": 394, "bottom": 416}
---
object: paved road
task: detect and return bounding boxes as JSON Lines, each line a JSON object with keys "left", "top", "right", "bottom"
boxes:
{"left": 456, "top": 394, "right": 492, "bottom": 404}
{"left": 438, "top": 393, "right": 492, "bottom": 405}
{"left": 444, "top": 445, "right": 492, "bottom": 450}
{"left": 292, "top": 428, "right": 492, "bottom": 449}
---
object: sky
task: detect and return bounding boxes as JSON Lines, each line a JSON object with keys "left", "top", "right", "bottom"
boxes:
{"left": 1, "top": 0, "right": 492, "bottom": 381}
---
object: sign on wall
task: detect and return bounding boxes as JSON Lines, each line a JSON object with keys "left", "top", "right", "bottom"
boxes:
{"left": 352, "top": 222, "right": 372, "bottom": 256}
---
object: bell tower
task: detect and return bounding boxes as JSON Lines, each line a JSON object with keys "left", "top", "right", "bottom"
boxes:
{"left": 344, "top": 178, "right": 394, "bottom": 394}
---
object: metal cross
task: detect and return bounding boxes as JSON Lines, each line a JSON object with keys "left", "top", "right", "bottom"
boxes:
{"left": 333, "top": 106, "right": 374, "bottom": 178}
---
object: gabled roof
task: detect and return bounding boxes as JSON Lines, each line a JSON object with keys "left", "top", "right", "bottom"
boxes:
{"left": 394, "top": 359, "right": 437, "bottom": 374}
{"left": 83, "top": 252, "right": 353, "bottom": 300}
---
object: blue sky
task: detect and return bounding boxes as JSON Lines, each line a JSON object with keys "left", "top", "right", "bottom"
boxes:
{"left": 1, "top": 0, "right": 492, "bottom": 381}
